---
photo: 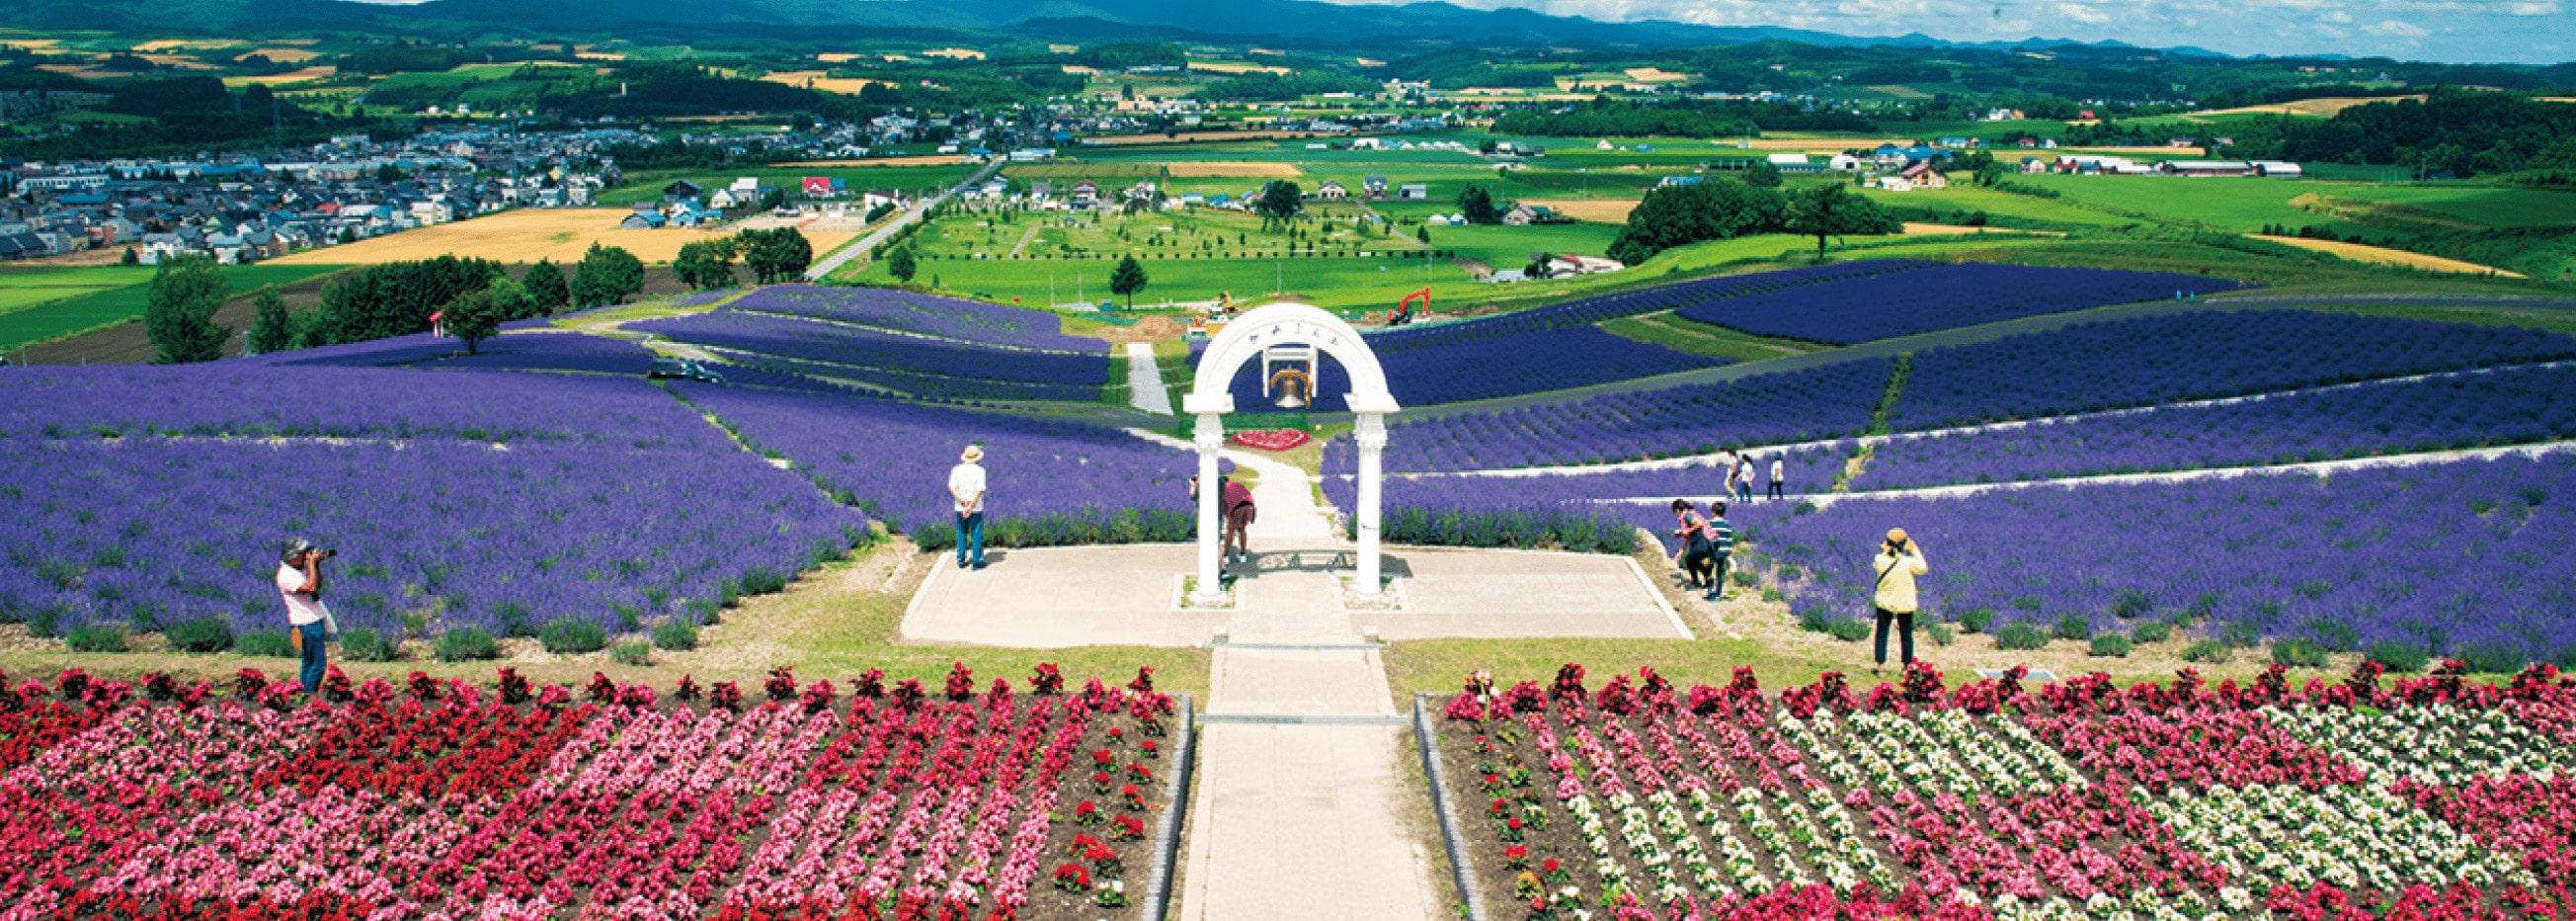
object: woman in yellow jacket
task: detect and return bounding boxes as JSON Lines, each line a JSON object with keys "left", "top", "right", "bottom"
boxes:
{"left": 1872, "top": 528, "right": 1929, "bottom": 675}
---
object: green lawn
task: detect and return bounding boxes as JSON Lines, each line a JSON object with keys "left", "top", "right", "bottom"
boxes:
{"left": 600, "top": 164, "right": 978, "bottom": 207}
{"left": 0, "top": 263, "right": 350, "bottom": 352}
{"left": 1856, "top": 184, "right": 2127, "bottom": 230}
{"left": 2344, "top": 185, "right": 2576, "bottom": 228}
{"left": 2008, "top": 173, "right": 2346, "bottom": 232}
{"left": 1424, "top": 221, "right": 1625, "bottom": 268}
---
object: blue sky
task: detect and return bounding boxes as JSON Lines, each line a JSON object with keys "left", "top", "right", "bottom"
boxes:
{"left": 1323, "top": 0, "right": 2572, "bottom": 63}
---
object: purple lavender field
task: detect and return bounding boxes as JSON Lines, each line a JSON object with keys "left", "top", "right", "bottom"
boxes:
{"left": 0, "top": 363, "right": 689, "bottom": 441}
{"left": 1319, "top": 474, "right": 1642, "bottom": 554}
{"left": 630, "top": 310, "right": 1111, "bottom": 403}
{"left": 1364, "top": 259, "right": 1926, "bottom": 350}
{"left": 1235, "top": 324, "right": 1729, "bottom": 411}
{"left": 1893, "top": 309, "right": 2576, "bottom": 430}
{"left": 0, "top": 366, "right": 863, "bottom": 640}
{"left": 1674, "top": 264, "right": 2247, "bottom": 345}
{"left": 1712, "top": 453, "right": 2576, "bottom": 667}
{"left": 670, "top": 382, "right": 1193, "bottom": 548}
{"left": 1856, "top": 363, "right": 2576, "bottom": 490}
{"left": 1325, "top": 360, "right": 1892, "bottom": 472}
{"left": 263, "top": 329, "right": 658, "bottom": 376}
{"left": 724, "top": 284, "right": 1101, "bottom": 351}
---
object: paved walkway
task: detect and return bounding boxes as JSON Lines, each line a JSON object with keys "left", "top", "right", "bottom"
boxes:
{"left": 901, "top": 442, "right": 1683, "bottom": 920}
{"left": 803, "top": 159, "right": 1003, "bottom": 281}
{"left": 1125, "top": 343, "right": 1174, "bottom": 415}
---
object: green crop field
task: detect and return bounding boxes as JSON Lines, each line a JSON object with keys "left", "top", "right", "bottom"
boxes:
{"left": 0, "top": 264, "right": 350, "bottom": 352}
{"left": 2345, "top": 186, "right": 2576, "bottom": 228}
{"left": 2005, "top": 174, "right": 2360, "bottom": 233}
{"left": 1856, "top": 184, "right": 2127, "bottom": 229}
{"left": 1423, "top": 222, "right": 1625, "bottom": 268}
{"left": 598, "top": 164, "right": 977, "bottom": 207}
{"left": 0, "top": 266, "right": 154, "bottom": 315}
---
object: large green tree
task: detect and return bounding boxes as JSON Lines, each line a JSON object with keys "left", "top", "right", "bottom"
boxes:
{"left": 1604, "top": 179, "right": 1789, "bottom": 265}
{"left": 313, "top": 256, "right": 506, "bottom": 345}
{"left": 886, "top": 245, "right": 919, "bottom": 283}
{"left": 739, "top": 227, "right": 814, "bottom": 284}
{"left": 246, "top": 288, "right": 294, "bottom": 355}
{"left": 1109, "top": 255, "right": 1150, "bottom": 308}
{"left": 1456, "top": 184, "right": 1503, "bottom": 224}
{"left": 672, "top": 238, "right": 738, "bottom": 291}
{"left": 522, "top": 259, "right": 570, "bottom": 315}
{"left": 1785, "top": 183, "right": 1900, "bottom": 259}
{"left": 1254, "top": 181, "right": 1304, "bottom": 230}
{"left": 143, "top": 255, "right": 231, "bottom": 364}
{"left": 570, "top": 242, "right": 646, "bottom": 307}
{"left": 442, "top": 279, "right": 532, "bottom": 355}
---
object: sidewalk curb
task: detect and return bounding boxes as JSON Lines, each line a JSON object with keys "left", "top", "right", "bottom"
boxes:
{"left": 1144, "top": 693, "right": 1196, "bottom": 921}
{"left": 1412, "top": 693, "right": 1487, "bottom": 921}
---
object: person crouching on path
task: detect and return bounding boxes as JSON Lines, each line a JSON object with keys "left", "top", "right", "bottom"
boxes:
{"left": 1704, "top": 501, "right": 1735, "bottom": 603}
{"left": 1669, "top": 500, "right": 1716, "bottom": 591}
{"left": 1222, "top": 474, "right": 1255, "bottom": 566}
{"left": 949, "top": 445, "right": 989, "bottom": 570}
{"left": 277, "top": 538, "right": 333, "bottom": 695}
{"left": 1872, "top": 528, "right": 1929, "bottom": 675}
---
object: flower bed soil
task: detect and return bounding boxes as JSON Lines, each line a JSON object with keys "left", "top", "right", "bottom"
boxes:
{"left": 0, "top": 662, "right": 1176, "bottom": 921}
{"left": 1429, "top": 660, "right": 2576, "bottom": 921}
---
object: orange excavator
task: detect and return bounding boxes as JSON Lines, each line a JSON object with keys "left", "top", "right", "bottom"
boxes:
{"left": 1383, "top": 289, "right": 1431, "bottom": 326}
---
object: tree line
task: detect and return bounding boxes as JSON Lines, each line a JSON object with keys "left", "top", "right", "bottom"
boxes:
{"left": 672, "top": 227, "right": 816, "bottom": 290}
{"left": 144, "top": 242, "right": 657, "bottom": 364}
{"left": 1490, "top": 98, "right": 1876, "bottom": 139}
{"left": 1606, "top": 177, "right": 1899, "bottom": 265}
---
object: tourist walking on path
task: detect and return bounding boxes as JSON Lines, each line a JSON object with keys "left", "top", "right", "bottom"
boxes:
{"left": 1871, "top": 528, "right": 1929, "bottom": 674}
{"left": 1705, "top": 502, "right": 1735, "bottom": 603}
{"left": 949, "top": 445, "right": 989, "bottom": 570}
{"left": 1768, "top": 456, "right": 1786, "bottom": 500}
{"left": 1669, "top": 500, "right": 1717, "bottom": 590}
{"left": 276, "top": 538, "right": 334, "bottom": 695}
{"left": 1734, "top": 456, "right": 1756, "bottom": 505}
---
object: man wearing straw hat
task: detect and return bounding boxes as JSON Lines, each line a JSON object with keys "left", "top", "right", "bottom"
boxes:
{"left": 948, "top": 445, "right": 989, "bottom": 570}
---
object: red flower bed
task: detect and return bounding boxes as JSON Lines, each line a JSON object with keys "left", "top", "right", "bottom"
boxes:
{"left": 1227, "top": 429, "right": 1309, "bottom": 452}
{"left": 0, "top": 665, "right": 1175, "bottom": 921}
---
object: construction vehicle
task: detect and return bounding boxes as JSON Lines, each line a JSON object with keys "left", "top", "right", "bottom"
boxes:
{"left": 1382, "top": 289, "right": 1432, "bottom": 326}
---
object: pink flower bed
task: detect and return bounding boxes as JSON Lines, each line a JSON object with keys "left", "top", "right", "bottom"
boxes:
{"left": 1226, "top": 429, "right": 1309, "bottom": 452}
{"left": 0, "top": 663, "right": 1175, "bottom": 921}
{"left": 1436, "top": 660, "right": 2576, "bottom": 921}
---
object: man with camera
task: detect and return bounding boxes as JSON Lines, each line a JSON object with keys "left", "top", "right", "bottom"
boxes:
{"left": 1872, "top": 528, "right": 1930, "bottom": 675}
{"left": 277, "top": 539, "right": 336, "bottom": 695}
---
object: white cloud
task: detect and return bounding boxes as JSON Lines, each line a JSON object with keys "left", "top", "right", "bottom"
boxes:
{"left": 2508, "top": 0, "right": 2559, "bottom": 14}
{"left": 2321, "top": 9, "right": 2353, "bottom": 22}
{"left": 2362, "top": 17, "right": 2431, "bottom": 35}
{"left": 2056, "top": 2, "right": 2112, "bottom": 22}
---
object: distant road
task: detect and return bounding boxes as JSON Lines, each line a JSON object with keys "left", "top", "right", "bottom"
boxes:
{"left": 804, "top": 158, "right": 1005, "bottom": 282}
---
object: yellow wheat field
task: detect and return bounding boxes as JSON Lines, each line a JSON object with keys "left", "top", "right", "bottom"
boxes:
{"left": 269, "top": 209, "right": 857, "bottom": 266}
{"left": 1515, "top": 199, "right": 1640, "bottom": 222}
{"left": 225, "top": 67, "right": 335, "bottom": 87}
{"left": 2254, "top": 235, "right": 2526, "bottom": 278}
{"left": 243, "top": 47, "right": 322, "bottom": 62}
{"left": 761, "top": 71, "right": 892, "bottom": 96}
{"left": 1623, "top": 67, "right": 1692, "bottom": 83}
{"left": 2192, "top": 96, "right": 2424, "bottom": 119}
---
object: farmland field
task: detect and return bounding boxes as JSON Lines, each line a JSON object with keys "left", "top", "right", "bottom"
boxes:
{"left": 0, "top": 264, "right": 349, "bottom": 352}
{"left": 265, "top": 209, "right": 860, "bottom": 265}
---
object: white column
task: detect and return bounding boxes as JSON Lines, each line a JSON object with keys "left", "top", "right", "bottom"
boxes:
{"left": 1190, "top": 412, "right": 1228, "bottom": 605}
{"left": 1354, "top": 412, "right": 1387, "bottom": 597}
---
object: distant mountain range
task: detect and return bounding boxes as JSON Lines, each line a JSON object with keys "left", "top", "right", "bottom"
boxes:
{"left": 0, "top": 0, "right": 2236, "bottom": 57}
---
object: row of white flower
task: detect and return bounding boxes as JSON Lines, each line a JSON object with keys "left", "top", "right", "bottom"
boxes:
{"left": 2265, "top": 704, "right": 2576, "bottom": 788}
{"left": 2140, "top": 783, "right": 2529, "bottom": 894}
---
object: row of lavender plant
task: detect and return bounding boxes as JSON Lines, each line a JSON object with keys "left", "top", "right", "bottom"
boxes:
{"left": 1894, "top": 309, "right": 2576, "bottom": 430}
{"left": 0, "top": 382, "right": 864, "bottom": 641}
{"left": 0, "top": 364, "right": 690, "bottom": 442}
{"left": 1211, "top": 324, "right": 1729, "bottom": 411}
{"left": 1362, "top": 259, "right": 1927, "bottom": 351}
{"left": 630, "top": 311, "right": 1111, "bottom": 403}
{"left": 1319, "top": 474, "right": 1642, "bottom": 554}
{"left": 1708, "top": 453, "right": 2576, "bottom": 668}
{"left": 1674, "top": 264, "right": 2247, "bottom": 345}
{"left": 670, "top": 383, "right": 1194, "bottom": 549}
{"left": 728, "top": 284, "right": 1102, "bottom": 352}
{"left": 1325, "top": 360, "right": 1892, "bottom": 473}
{"left": 261, "top": 329, "right": 659, "bottom": 377}
{"left": 1855, "top": 362, "right": 2576, "bottom": 490}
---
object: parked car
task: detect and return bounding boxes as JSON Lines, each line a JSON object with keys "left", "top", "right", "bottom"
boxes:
{"left": 648, "top": 356, "right": 725, "bottom": 382}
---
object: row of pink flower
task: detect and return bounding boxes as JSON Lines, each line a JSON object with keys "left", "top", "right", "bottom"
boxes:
{"left": 0, "top": 663, "right": 1167, "bottom": 920}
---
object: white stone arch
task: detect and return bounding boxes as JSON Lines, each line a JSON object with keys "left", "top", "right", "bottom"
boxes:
{"left": 1181, "top": 303, "right": 1399, "bottom": 603}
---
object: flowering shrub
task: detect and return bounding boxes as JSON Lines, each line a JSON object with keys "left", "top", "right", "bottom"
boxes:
{"left": 0, "top": 665, "right": 1169, "bottom": 920}
{"left": 1435, "top": 661, "right": 2576, "bottom": 921}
